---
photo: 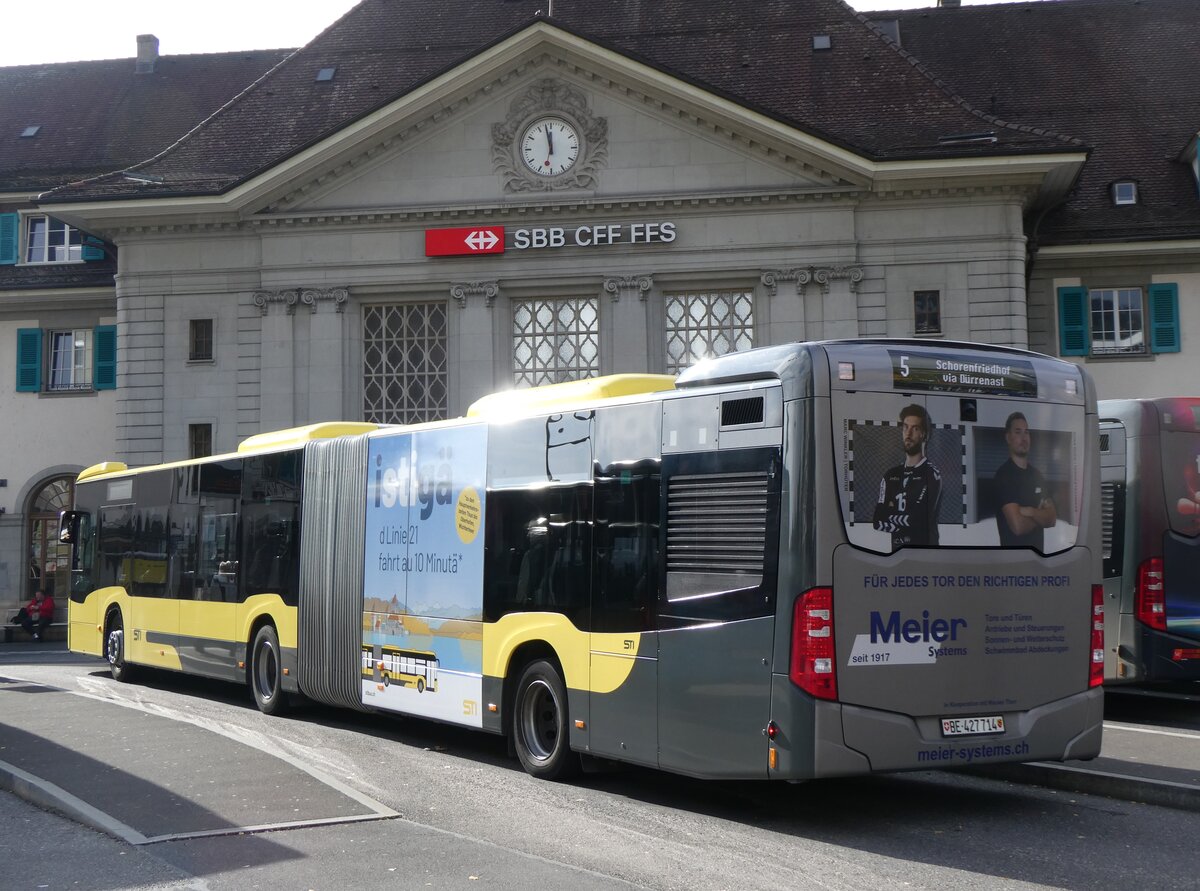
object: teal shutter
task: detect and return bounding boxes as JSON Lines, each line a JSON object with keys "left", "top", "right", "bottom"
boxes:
{"left": 0, "top": 213, "right": 18, "bottom": 265}
{"left": 17, "top": 328, "right": 42, "bottom": 392}
{"left": 93, "top": 325, "right": 117, "bottom": 390}
{"left": 81, "top": 235, "right": 106, "bottom": 262}
{"left": 1148, "top": 283, "right": 1181, "bottom": 354}
{"left": 1057, "top": 286, "right": 1089, "bottom": 356}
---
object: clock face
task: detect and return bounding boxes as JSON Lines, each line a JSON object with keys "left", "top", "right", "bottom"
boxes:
{"left": 520, "top": 117, "right": 580, "bottom": 177}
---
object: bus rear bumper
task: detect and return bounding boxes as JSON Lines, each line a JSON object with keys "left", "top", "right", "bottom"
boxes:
{"left": 829, "top": 687, "right": 1103, "bottom": 775}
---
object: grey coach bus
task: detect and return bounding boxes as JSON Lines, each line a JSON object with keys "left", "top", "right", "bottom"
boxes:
{"left": 67, "top": 339, "right": 1103, "bottom": 781}
{"left": 1098, "top": 397, "right": 1200, "bottom": 685}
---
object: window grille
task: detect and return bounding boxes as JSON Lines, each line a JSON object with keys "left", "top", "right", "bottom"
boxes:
{"left": 512, "top": 296, "right": 599, "bottom": 387}
{"left": 362, "top": 303, "right": 448, "bottom": 424}
{"left": 664, "top": 289, "right": 754, "bottom": 374}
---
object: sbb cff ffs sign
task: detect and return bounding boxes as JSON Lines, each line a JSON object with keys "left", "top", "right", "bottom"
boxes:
{"left": 425, "top": 227, "right": 504, "bottom": 257}
{"left": 424, "top": 221, "right": 677, "bottom": 257}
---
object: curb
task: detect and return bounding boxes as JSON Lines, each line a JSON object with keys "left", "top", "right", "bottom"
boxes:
{"left": 0, "top": 757, "right": 148, "bottom": 844}
{"left": 967, "top": 761, "right": 1200, "bottom": 812}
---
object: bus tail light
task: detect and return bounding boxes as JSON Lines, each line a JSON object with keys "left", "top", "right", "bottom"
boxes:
{"left": 790, "top": 587, "right": 837, "bottom": 701}
{"left": 1090, "top": 584, "right": 1105, "bottom": 688}
{"left": 1135, "top": 557, "right": 1167, "bottom": 631}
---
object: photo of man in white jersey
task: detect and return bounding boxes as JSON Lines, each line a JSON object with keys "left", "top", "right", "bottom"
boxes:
{"left": 873, "top": 404, "right": 943, "bottom": 548}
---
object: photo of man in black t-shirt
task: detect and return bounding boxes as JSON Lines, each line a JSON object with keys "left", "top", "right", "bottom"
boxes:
{"left": 994, "top": 411, "right": 1057, "bottom": 548}
{"left": 873, "top": 404, "right": 942, "bottom": 548}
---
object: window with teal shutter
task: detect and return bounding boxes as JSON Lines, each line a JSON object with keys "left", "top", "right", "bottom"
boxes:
{"left": 81, "top": 235, "right": 106, "bottom": 262}
{"left": 93, "top": 325, "right": 117, "bottom": 389}
{"left": 17, "top": 328, "right": 42, "bottom": 391}
{"left": 0, "top": 213, "right": 18, "bottom": 265}
{"left": 1148, "top": 283, "right": 1180, "bottom": 354}
{"left": 1057, "top": 286, "right": 1089, "bottom": 356}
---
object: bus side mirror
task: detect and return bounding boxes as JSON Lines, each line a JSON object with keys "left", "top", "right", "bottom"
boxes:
{"left": 58, "top": 510, "right": 83, "bottom": 545}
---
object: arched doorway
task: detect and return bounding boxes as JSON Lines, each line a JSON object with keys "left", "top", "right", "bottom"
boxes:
{"left": 26, "top": 476, "right": 75, "bottom": 600}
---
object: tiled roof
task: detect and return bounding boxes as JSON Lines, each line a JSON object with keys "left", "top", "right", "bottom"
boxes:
{"left": 37, "top": 0, "right": 1079, "bottom": 203}
{"left": 0, "top": 48, "right": 293, "bottom": 192}
{"left": 873, "top": 0, "right": 1200, "bottom": 245}
{"left": 0, "top": 256, "right": 116, "bottom": 290}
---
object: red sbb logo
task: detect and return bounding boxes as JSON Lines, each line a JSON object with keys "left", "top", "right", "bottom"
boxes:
{"left": 425, "top": 226, "right": 505, "bottom": 257}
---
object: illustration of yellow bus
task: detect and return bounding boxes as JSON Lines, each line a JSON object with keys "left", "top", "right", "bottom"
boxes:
{"left": 361, "top": 644, "right": 439, "bottom": 693}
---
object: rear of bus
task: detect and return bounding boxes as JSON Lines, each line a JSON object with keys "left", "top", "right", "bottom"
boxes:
{"left": 783, "top": 341, "right": 1102, "bottom": 776}
{"left": 1100, "top": 397, "right": 1200, "bottom": 684}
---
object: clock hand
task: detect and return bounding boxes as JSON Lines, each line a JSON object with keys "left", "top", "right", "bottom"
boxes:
{"left": 545, "top": 125, "right": 554, "bottom": 165}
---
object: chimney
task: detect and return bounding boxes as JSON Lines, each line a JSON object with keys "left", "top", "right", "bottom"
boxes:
{"left": 937, "top": 0, "right": 962, "bottom": 7}
{"left": 136, "top": 34, "right": 159, "bottom": 73}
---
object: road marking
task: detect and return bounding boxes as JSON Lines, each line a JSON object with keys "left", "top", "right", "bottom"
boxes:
{"left": 1103, "top": 721, "right": 1200, "bottom": 741}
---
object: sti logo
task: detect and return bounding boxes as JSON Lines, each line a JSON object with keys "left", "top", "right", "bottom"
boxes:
{"left": 425, "top": 226, "right": 504, "bottom": 257}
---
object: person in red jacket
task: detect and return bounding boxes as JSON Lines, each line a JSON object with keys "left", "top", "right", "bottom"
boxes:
{"left": 13, "top": 589, "right": 55, "bottom": 641}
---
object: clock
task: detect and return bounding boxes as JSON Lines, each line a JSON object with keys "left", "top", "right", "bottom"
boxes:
{"left": 519, "top": 116, "right": 580, "bottom": 177}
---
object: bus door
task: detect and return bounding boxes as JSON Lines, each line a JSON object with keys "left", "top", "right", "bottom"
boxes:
{"left": 590, "top": 455, "right": 660, "bottom": 768}
{"left": 110, "top": 471, "right": 177, "bottom": 669}
{"left": 177, "top": 462, "right": 240, "bottom": 679}
{"left": 655, "top": 392, "right": 782, "bottom": 778}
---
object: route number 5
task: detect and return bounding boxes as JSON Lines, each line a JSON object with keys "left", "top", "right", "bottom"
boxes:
{"left": 899, "top": 355, "right": 910, "bottom": 377}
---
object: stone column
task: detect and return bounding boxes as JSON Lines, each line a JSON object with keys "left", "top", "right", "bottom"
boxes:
{"left": 451, "top": 281, "right": 499, "bottom": 411}
{"left": 602, "top": 274, "right": 653, "bottom": 373}
{"left": 302, "top": 287, "right": 349, "bottom": 423}
{"left": 252, "top": 289, "right": 298, "bottom": 432}
{"left": 761, "top": 269, "right": 806, "bottom": 345}
{"left": 813, "top": 266, "right": 864, "bottom": 340}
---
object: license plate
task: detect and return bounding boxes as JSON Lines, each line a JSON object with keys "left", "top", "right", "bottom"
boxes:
{"left": 941, "top": 715, "right": 1005, "bottom": 737}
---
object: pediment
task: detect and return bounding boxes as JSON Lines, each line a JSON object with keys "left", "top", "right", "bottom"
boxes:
{"left": 255, "top": 28, "right": 869, "bottom": 218}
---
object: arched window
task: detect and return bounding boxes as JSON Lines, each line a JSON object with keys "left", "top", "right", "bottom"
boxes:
{"left": 27, "top": 476, "right": 75, "bottom": 600}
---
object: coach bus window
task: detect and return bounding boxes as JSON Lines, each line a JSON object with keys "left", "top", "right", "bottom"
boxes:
{"left": 97, "top": 503, "right": 134, "bottom": 589}
{"left": 172, "top": 467, "right": 201, "bottom": 599}
{"left": 484, "top": 415, "right": 592, "bottom": 625}
{"left": 196, "top": 460, "right": 241, "bottom": 602}
{"left": 241, "top": 451, "right": 302, "bottom": 605}
{"left": 593, "top": 403, "right": 662, "bottom": 633}
{"left": 130, "top": 470, "right": 171, "bottom": 598}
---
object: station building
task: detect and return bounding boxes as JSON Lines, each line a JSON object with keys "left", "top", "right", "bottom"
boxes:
{"left": 1, "top": 0, "right": 1197, "bottom": 612}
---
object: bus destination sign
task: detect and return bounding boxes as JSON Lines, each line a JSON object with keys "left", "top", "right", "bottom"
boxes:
{"left": 888, "top": 349, "right": 1038, "bottom": 398}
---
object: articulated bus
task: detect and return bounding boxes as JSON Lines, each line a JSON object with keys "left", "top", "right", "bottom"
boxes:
{"left": 1098, "top": 397, "right": 1200, "bottom": 684}
{"left": 63, "top": 340, "right": 1103, "bottom": 781}
{"left": 362, "top": 644, "right": 439, "bottom": 693}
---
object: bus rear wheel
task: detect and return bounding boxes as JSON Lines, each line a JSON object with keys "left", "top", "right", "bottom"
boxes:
{"left": 105, "top": 612, "right": 135, "bottom": 684}
{"left": 250, "top": 625, "right": 289, "bottom": 717}
{"left": 512, "top": 660, "right": 579, "bottom": 780}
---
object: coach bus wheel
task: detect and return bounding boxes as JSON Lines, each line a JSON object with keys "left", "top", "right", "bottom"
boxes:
{"left": 417, "top": 677, "right": 425, "bottom": 693}
{"left": 106, "top": 612, "right": 135, "bottom": 683}
{"left": 512, "top": 660, "right": 579, "bottom": 780}
{"left": 382, "top": 673, "right": 390, "bottom": 687}
{"left": 250, "top": 625, "right": 290, "bottom": 717}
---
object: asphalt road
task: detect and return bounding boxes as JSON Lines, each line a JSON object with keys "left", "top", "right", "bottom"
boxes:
{"left": 3, "top": 644, "right": 1200, "bottom": 890}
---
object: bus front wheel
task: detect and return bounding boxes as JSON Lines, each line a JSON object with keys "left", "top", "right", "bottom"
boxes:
{"left": 106, "top": 612, "right": 136, "bottom": 684}
{"left": 512, "top": 660, "right": 579, "bottom": 781}
{"left": 250, "top": 625, "right": 289, "bottom": 717}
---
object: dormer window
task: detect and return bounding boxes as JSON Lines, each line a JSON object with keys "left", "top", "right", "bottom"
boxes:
{"left": 1112, "top": 181, "right": 1138, "bottom": 205}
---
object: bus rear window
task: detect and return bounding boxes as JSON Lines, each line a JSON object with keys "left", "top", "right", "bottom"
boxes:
{"left": 1161, "top": 431, "right": 1200, "bottom": 537}
{"left": 833, "top": 390, "right": 1084, "bottom": 555}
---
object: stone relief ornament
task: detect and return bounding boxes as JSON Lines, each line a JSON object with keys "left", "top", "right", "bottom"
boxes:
{"left": 602, "top": 274, "right": 653, "bottom": 302}
{"left": 450, "top": 281, "right": 500, "bottom": 309}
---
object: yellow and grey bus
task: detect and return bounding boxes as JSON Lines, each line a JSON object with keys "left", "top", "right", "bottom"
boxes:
{"left": 1098, "top": 397, "right": 1200, "bottom": 684}
{"left": 361, "top": 644, "right": 439, "bottom": 693}
{"left": 64, "top": 340, "right": 1104, "bottom": 780}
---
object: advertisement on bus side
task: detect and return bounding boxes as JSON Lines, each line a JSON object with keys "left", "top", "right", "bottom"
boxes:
{"left": 361, "top": 424, "right": 488, "bottom": 726}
